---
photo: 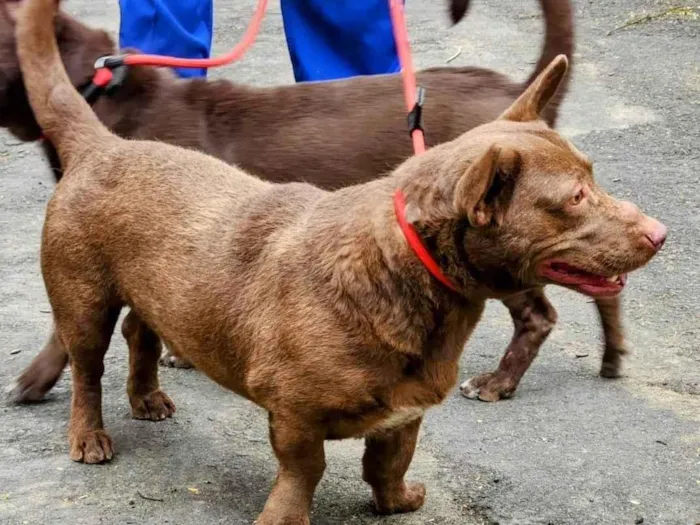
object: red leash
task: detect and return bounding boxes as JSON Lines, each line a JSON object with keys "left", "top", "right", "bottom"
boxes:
{"left": 388, "top": 0, "right": 426, "bottom": 155}
{"left": 388, "top": 0, "right": 457, "bottom": 291}
{"left": 82, "top": 0, "right": 453, "bottom": 292}
{"left": 88, "top": 0, "right": 268, "bottom": 88}
{"left": 123, "top": 0, "right": 268, "bottom": 70}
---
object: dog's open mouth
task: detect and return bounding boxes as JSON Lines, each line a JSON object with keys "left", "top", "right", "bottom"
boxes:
{"left": 538, "top": 261, "right": 627, "bottom": 297}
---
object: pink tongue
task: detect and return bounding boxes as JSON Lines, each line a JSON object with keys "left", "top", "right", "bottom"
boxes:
{"left": 553, "top": 263, "right": 598, "bottom": 282}
{"left": 551, "top": 263, "right": 620, "bottom": 287}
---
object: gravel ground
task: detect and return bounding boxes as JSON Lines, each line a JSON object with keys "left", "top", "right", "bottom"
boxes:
{"left": 0, "top": 1, "right": 698, "bottom": 524}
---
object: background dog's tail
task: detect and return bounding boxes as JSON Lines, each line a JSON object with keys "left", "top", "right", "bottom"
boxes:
{"left": 449, "top": 0, "right": 472, "bottom": 24}
{"left": 15, "top": 0, "right": 111, "bottom": 164}
{"left": 525, "top": 0, "right": 575, "bottom": 123}
{"left": 451, "top": 0, "right": 574, "bottom": 122}
{"left": 527, "top": 0, "right": 575, "bottom": 85}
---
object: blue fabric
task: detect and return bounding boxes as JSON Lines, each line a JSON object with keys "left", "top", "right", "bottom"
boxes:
{"left": 118, "top": 0, "right": 213, "bottom": 78}
{"left": 117, "top": 0, "right": 400, "bottom": 82}
{"left": 281, "top": 0, "right": 401, "bottom": 82}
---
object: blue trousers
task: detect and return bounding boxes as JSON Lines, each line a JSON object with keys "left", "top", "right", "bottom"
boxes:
{"left": 118, "top": 0, "right": 400, "bottom": 81}
{"left": 118, "top": 0, "right": 214, "bottom": 78}
{"left": 281, "top": 0, "right": 400, "bottom": 82}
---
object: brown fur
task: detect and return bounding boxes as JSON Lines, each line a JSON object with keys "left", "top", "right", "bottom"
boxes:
{"left": 15, "top": 0, "right": 666, "bottom": 522}
{"left": 1, "top": 0, "right": 613, "bottom": 404}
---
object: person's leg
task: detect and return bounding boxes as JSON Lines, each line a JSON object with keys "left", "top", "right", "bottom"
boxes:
{"left": 118, "top": 0, "right": 213, "bottom": 78}
{"left": 281, "top": 0, "right": 400, "bottom": 82}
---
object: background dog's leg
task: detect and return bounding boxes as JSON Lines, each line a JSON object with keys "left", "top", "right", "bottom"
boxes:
{"left": 460, "top": 288, "right": 557, "bottom": 402}
{"left": 122, "top": 310, "right": 176, "bottom": 421}
{"left": 258, "top": 413, "right": 326, "bottom": 525}
{"left": 595, "top": 295, "right": 627, "bottom": 378}
{"left": 362, "top": 418, "right": 426, "bottom": 515}
{"left": 53, "top": 291, "right": 120, "bottom": 465}
{"left": 6, "top": 330, "right": 68, "bottom": 403}
{"left": 158, "top": 344, "right": 194, "bottom": 369}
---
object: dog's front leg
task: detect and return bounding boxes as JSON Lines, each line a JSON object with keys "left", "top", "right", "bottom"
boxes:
{"left": 594, "top": 295, "right": 627, "bottom": 378}
{"left": 460, "top": 287, "right": 557, "bottom": 402}
{"left": 122, "top": 311, "right": 176, "bottom": 421}
{"left": 362, "top": 418, "right": 425, "bottom": 515}
{"left": 258, "top": 413, "right": 326, "bottom": 525}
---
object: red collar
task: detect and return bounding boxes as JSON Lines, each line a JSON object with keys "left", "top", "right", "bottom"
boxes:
{"left": 393, "top": 189, "right": 458, "bottom": 292}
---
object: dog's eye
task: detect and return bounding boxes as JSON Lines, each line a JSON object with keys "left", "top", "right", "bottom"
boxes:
{"left": 569, "top": 189, "right": 585, "bottom": 206}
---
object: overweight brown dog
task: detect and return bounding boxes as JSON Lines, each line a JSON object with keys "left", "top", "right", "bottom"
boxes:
{"left": 15, "top": 0, "right": 666, "bottom": 522}
{"left": 1, "top": 0, "right": 614, "bottom": 405}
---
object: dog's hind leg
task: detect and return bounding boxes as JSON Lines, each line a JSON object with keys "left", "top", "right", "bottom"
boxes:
{"left": 362, "top": 418, "right": 425, "bottom": 515}
{"left": 50, "top": 284, "right": 121, "bottom": 464}
{"left": 6, "top": 330, "right": 68, "bottom": 403}
{"left": 460, "top": 287, "right": 557, "bottom": 402}
{"left": 122, "top": 310, "right": 176, "bottom": 421}
{"left": 595, "top": 296, "right": 627, "bottom": 378}
{"left": 258, "top": 413, "right": 326, "bottom": 525}
{"left": 158, "top": 345, "right": 194, "bottom": 369}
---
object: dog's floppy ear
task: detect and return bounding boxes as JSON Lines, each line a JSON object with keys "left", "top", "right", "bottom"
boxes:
{"left": 449, "top": 0, "right": 471, "bottom": 25}
{"left": 453, "top": 144, "right": 520, "bottom": 228}
{"left": 500, "top": 55, "right": 568, "bottom": 122}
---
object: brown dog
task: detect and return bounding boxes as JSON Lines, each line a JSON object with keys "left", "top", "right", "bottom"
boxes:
{"left": 3, "top": 0, "right": 611, "bottom": 404}
{"left": 16, "top": 0, "right": 665, "bottom": 522}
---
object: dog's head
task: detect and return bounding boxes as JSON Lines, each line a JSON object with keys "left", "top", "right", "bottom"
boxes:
{"left": 403, "top": 55, "right": 666, "bottom": 298}
{"left": 0, "top": 0, "right": 114, "bottom": 140}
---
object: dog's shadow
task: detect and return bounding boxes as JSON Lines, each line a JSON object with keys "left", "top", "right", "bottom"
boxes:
{"left": 110, "top": 417, "right": 381, "bottom": 523}
{"left": 5, "top": 363, "right": 386, "bottom": 523}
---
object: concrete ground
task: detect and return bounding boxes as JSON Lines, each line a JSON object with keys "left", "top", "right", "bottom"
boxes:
{"left": 1, "top": 0, "right": 699, "bottom": 524}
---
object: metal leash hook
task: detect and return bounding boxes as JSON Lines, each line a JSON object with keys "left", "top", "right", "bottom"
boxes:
{"left": 407, "top": 86, "right": 426, "bottom": 137}
{"left": 80, "top": 56, "right": 130, "bottom": 104}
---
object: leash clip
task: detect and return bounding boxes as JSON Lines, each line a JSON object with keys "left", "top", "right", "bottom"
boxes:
{"left": 94, "top": 55, "right": 129, "bottom": 93}
{"left": 407, "top": 86, "right": 425, "bottom": 136}
{"left": 94, "top": 54, "right": 128, "bottom": 71}
{"left": 81, "top": 56, "right": 130, "bottom": 104}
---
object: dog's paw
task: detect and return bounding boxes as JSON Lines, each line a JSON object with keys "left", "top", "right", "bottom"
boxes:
{"left": 130, "top": 390, "right": 176, "bottom": 421}
{"left": 600, "top": 349, "right": 625, "bottom": 379}
{"left": 158, "top": 349, "right": 194, "bottom": 369}
{"left": 5, "top": 379, "right": 40, "bottom": 404}
{"left": 5, "top": 365, "right": 60, "bottom": 404}
{"left": 459, "top": 373, "right": 515, "bottom": 402}
{"left": 69, "top": 429, "right": 114, "bottom": 464}
{"left": 599, "top": 361, "right": 622, "bottom": 379}
{"left": 373, "top": 482, "right": 426, "bottom": 515}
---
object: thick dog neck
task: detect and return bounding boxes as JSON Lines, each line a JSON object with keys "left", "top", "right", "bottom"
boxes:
{"left": 393, "top": 189, "right": 458, "bottom": 293}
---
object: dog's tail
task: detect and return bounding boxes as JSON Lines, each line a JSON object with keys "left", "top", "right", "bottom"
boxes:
{"left": 449, "top": 0, "right": 472, "bottom": 24}
{"left": 15, "top": 0, "right": 111, "bottom": 165}
{"left": 524, "top": 0, "right": 574, "bottom": 123}
{"left": 451, "top": 0, "right": 574, "bottom": 74}
{"left": 450, "top": 0, "right": 574, "bottom": 122}
{"left": 525, "top": 0, "right": 575, "bottom": 87}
